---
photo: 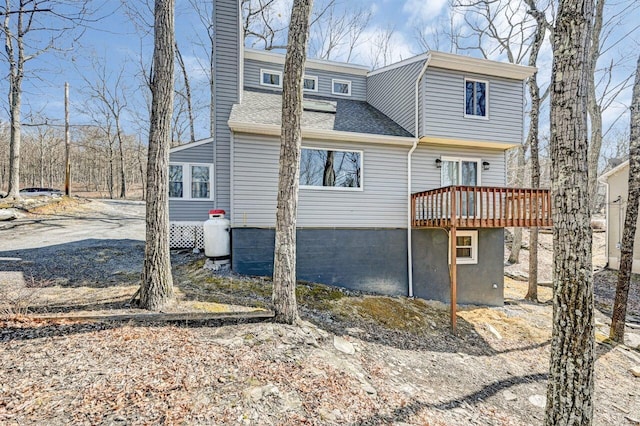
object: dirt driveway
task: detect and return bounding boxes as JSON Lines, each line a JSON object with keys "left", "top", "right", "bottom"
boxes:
{"left": 0, "top": 199, "right": 145, "bottom": 288}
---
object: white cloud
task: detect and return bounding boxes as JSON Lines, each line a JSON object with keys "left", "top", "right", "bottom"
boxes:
{"left": 402, "top": 0, "right": 448, "bottom": 23}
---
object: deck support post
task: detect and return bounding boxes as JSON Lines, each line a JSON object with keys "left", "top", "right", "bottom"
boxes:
{"left": 450, "top": 226, "right": 457, "bottom": 333}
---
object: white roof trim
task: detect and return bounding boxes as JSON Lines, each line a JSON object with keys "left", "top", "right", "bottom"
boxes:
{"left": 169, "top": 137, "right": 214, "bottom": 153}
{"left": 368, "top": 51, "right": 537, "bottom": 81}
{"left": 367, "top": 53, "right": 429, "bottom": 77}
{"left": 428, "top": 51, "right": 536, "bottom": 80}
{"left": 599, "top": 160, "right": 629, "bottom": 183}
{"left": 228, "top": 120, "right": 415, "bottom": 146}
{"left": 244, "top": 49, "right": 370, "bottom": 76}
{"left": 420, "top": 135, "right": 519, "bottom": 150}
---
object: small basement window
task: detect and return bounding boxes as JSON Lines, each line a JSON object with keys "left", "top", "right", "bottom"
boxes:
{"left": 303, "top": 75, "right": 318, "bottom": 92}
{"left": 300, "top": 147, "right": 362, "bottom": 190}
{"left": 332, "top": 79, "right": 351, "bottom": 96}
{"left": 260, "top": 69, "right": 282, "bottom": 88}
{"left": 464, "top": 79, "right": 488, "bottom": 118}
{"left": 451, "top": 230, "right": 478, "bottom": 265}
{"left": 169, "top": 163, "right": 214, "bottom": 200}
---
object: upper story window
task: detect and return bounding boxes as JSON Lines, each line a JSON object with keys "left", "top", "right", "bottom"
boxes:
{"left": 300, "top": 147, "right": 362, "bottom": 190}
{"left": 260, "top": 69, "right": 282, "bottom": 88}
{"left": 464, "top": 79, "right": 488, "bottom": 118}
{"left": 303, "top": 75, "right": 318, "bottom": 92}
{"left": 332, "top": 79, "right": 351, "bottom": 96}
{"left": 169, "top": 163, "right": 214, "bottom": 200}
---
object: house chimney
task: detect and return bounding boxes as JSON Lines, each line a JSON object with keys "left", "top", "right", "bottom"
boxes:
{"left": 213, "top": 0, "right": 243, "bottom": 212}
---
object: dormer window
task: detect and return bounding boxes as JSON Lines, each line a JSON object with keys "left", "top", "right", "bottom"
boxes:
{"left": 332, "top": 79, "right": 351, "bottom": 96}
{"left": 260, "top": 69, "right": 282, "bottom": 88}
{"left": 464, "top": 79, "right": 488, "bottom": 118}
{"left": 303, "top": 76, "right": 318, "bottom": 92}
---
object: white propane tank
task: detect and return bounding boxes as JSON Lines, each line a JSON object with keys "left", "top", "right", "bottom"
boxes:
{"left": 203, "top": 209, "right": 231, "bottom": 264}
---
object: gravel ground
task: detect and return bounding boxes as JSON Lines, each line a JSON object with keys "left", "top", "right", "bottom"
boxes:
{"left": 0, "top": 199, "right": 145, "bottom": 288}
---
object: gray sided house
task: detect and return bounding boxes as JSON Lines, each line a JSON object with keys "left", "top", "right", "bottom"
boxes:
{"left": 169, "top": 0, "right": 548, "bottom": 306}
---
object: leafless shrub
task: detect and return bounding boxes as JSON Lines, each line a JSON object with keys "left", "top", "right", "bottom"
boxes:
{"left": 0, "top": 275, "right": 53, "bottom": 318}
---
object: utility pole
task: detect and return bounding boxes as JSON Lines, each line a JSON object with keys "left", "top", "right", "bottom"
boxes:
{"left": 64, "top": 82, "right": 70, "bottom": 196}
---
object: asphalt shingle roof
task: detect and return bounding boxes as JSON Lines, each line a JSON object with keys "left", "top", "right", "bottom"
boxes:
{"left": 229, "top": 88, "right": 413, "bottom": 138}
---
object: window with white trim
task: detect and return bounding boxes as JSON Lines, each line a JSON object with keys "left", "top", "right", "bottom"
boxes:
{"left": 168, "top": 163, "right": 214, "bottom": 200}
{"left": 260, "top": 69, "right": 282, "bottom": 88}
{"left": 300, "top": 147, "right": 362, "bottom": 190}
{"left": 332, "top": 79, "right": 351, "bottom": 96}
{"left": 303, "top": 75, "right": 318, "bottom": 92}
{"left": 464, "top": 79, "right": 488, "bottom": 118}
{"left": 452, "top": 230, "right": 478, "bottom": 264}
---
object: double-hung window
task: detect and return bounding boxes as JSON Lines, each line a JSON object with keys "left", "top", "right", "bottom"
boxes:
{"left": 169, "top": 163, "right": 214, "bottom": 200}
{"left": 464, "top": 79, "right": 488, "bottom": 118}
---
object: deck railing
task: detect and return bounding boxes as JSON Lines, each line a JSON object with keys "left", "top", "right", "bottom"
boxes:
{"left": 411, "top": 185, "right": 552, "bottom": 228}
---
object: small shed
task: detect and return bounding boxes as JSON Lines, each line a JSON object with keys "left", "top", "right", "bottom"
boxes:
{"left": 599, "top": 160, "right": 640, "bottom": 273}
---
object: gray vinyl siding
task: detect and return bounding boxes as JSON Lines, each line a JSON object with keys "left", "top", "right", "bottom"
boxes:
{"left": 169, "top": 141, "right": 214, "bottom": 163}
{"left": 367, "top": 60, "right": 426, "bottom": 136}
{"left": 169, "top": 141, "right": 214, "bottom": 222}
{"left": 410, "top": 144, "right": 506, "bottom": 192}
{"left": 169, "top": 200, "right": 214, "bottom": 222}
{"left": 213, "top": 0, "right": 240, "bottom": 213}
{"left": 243, "top": 58, "right": 367, "bottom": 101}
{"left": 422, "top": 67, "right": 524, "bottom": 145}
{"left": 232, "top": 133, "right": 408, "bottom": 228}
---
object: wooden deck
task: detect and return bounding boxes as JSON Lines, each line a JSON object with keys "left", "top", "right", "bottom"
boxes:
{"left": 411, "top": 185, "right": 552, "bottom": 229}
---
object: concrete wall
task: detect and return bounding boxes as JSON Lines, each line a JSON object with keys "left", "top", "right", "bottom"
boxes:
{"left": 232, "top": 228, "right": 408, "bottom": 296}
{"left": 231, "top": 227, "right": 505, "bottom": 305}
{"left": 606, "top": 165, "right": 640, "bottom": 273}
{"left": 411, "top": 228, "right": 504, "bottom": 306}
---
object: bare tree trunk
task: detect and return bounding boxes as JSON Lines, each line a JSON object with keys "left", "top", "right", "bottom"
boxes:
{"left": 610, "top": 55, "right": 640, "bottom": 343}
{"left": 272, "top": 0, "right": 314, "bottom": 325}
{"left": 508, "top": 145, "right": 527, "bottom": 264}
{"left": 140, "top": 0, "right": 175, "bottom": 311}
{"left": 524, "top": 0, "right": 548, "bottom": 302}
{"left": 545, "top": 0, "right": 596, "bottom": 424}
{"left": 117, "top": 128, "right": 127, "bottom": 198}
{"left": 586, "top": 0, "right": 605, "bottom": 212}
{"left": 323, "top": 150, "right": 335, "bottom": 186}
{"left": 175, "top": 42, "right": 195, "bottom": 144}
{"left": 4, "top": 2, "right": 24, "bottom": 199}
{"left": 108, "top": 140, "right": 115, "bottom": 199}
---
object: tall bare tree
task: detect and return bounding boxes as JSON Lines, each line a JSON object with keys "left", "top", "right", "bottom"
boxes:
{"left": 1, "top": 0, "right": 90, "bottom": 199}
{"left": 586, "top": 0, "right": 640, "bottom": 211}
{"left": 272, "top": 0, "right": 314, "bottom": 325}
{"left": 545, "top": 0, "right": 596, "bottom": 423}
{"left": 82, "top": 61, "right": 129, "bottom": 198}
{"left": 610, "top": 56, "right": 640, "bottom": 343}
{"left": 524, "top": 0, "right": 552, "bottom": 301}
{"left": 307, "top": 1, "right": 371, "bottom": 61}
{"left": 139, "top": 0, "right": 175, "bottom": 311}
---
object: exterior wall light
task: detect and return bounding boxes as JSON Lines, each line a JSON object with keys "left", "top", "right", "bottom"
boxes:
{"left": 435, "top": 158, "right": 442, "bottom": 168}
{"left": 482, "top": 161, "right": 490, "bottom": 171}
